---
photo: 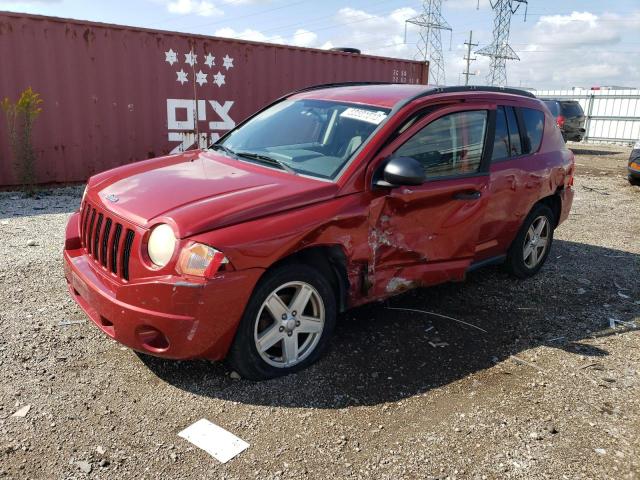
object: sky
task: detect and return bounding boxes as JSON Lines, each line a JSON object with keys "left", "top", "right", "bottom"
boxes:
{"left": 1, "top": 0, "right": 639, "bottom": 89}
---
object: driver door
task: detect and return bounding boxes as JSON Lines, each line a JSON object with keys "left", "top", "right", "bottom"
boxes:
{"left": 367, "top": 103, "right": 495, "bottom": 297}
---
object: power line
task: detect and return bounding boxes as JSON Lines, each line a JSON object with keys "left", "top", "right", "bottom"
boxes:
{"left": 462, "top": 30, "right": 478, "bottom": 86}
{"left": 405, "top": 0, "right": 452, "bottom": 86}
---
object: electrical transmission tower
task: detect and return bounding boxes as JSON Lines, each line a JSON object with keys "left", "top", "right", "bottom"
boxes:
{"left": 476, "top": 0, "right": 527, "bottom": 86}
{"left": 405, "top": 0, "right": 452, "bottom": 86}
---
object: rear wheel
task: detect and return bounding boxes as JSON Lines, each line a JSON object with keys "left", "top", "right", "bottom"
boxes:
{"left": 629, "top": 175, "right": 640, "bottom": 186}
{"left": 226, "top": 264, "right": 336, "bottom": 380}
{"left": 505, "top": 203, "right": 555, "bottom": 279}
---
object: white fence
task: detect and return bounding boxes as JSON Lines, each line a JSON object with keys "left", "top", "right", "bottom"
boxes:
{"left": 534, "top": 88, "right": 640, "bottom": 145}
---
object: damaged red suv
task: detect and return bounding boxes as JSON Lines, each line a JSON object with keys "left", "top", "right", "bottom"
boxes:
{"left": 63, "top": 83, "right": 574, "bottom": 379}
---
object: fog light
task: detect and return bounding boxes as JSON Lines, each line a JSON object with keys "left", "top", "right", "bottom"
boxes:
{"left": 136, "top": 325, "right": 169, "bottom": 352}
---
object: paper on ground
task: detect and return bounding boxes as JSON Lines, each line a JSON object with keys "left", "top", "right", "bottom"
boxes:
{"left": 178, "top": 419, "right": 249, "bottom": 463}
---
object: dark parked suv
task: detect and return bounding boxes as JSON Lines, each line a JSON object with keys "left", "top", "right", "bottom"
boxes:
{"left": 542, "top": 100, "right": 586, "bottom": 142}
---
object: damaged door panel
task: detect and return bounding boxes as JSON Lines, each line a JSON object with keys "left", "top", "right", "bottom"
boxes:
{"left": 365, "top": 105, "right": 493, "bottom": 297}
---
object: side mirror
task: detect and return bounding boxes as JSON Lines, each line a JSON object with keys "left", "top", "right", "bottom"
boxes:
{"left": 376, "top": 156, "right": 425, "bottom": 187}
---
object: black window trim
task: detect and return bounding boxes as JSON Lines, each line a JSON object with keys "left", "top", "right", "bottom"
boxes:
{"left": 515, "top": 106, "right": 545, "bottom": 156}
{"left": 491, "top": 105, "right": 528, "bottom": 163}
{"left": 490, "top": 105, "right": 511, "bottom": 164}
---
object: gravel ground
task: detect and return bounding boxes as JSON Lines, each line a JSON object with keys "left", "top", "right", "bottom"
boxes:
{"left": 1, "top": 143, "right": 639, "bottom": 479}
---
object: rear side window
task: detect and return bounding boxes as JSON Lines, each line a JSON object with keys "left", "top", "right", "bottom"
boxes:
{"left": 492, "top": 107, "right": 510, "bottom": 161}
{"left": 396, "top": 110, "right": 488, "bottom": 178}
{"left": 505, "top": 107, "right": 522, "bottom": 156}
{"left": 520, "top": 107, "right": 545, "bottom": 154}
{"left": 561, "top": 102, "right": 584, "bottom": 117}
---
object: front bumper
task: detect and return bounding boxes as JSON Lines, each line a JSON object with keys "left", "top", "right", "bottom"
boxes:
{"left": 63, "top": 212, "right": 263, "bottom": 360}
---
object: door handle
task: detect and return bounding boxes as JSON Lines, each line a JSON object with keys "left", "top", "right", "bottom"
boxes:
{"left": 452, "top": 190, "right": 482, "bottom": 201}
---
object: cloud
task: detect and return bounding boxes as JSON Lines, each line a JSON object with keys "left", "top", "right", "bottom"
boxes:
{"left": 214, "top": 26, "right": 318, "bottom": 47}
{"left": 166, "top": 0, "right": 223, "bottom": 16}
{"left": 325, "top": 7, "right": 418, "bottom": 57}
{"left": 214, "top": 26, "right": 286, "bottom": 44}
{"left": 505, "top": 11, "right": 640, "bottom": 88}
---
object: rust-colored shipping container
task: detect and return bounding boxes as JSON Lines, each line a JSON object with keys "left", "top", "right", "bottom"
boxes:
{"left": 0, "top": 12, "right": 428, "bottom": 186}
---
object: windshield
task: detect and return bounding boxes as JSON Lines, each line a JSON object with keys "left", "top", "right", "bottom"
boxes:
{"left": 218, "top": 99, "right": 389, "bottom": 180}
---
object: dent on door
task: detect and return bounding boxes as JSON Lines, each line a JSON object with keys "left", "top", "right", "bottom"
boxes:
{"left": 364, "top": 178, "right": 489, "bottom": 299}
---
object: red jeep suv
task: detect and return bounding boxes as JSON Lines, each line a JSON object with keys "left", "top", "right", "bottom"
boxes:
{"left": 63, "top": 83, "right": 575, "bottom": 380}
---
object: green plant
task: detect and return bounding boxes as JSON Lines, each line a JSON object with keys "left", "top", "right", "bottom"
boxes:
{"left": 1, "top": 87, "right": 43, "bottom": 193}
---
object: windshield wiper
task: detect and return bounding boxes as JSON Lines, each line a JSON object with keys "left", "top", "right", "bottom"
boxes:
{"left": 235, "top": 151, "right": 297, "bottom": 175}
{"left": 208, "top": 144, "right": 237, "bottom": 157}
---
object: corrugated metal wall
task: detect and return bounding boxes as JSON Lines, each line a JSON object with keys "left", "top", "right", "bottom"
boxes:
{"left": 536, "top": 88, "right": 640, "bottom": 144}
{"left": 0, "top": 12, "right": 428, "bottom": 186}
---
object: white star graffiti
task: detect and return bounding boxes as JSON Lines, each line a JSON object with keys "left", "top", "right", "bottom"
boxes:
{"left": 195, "top": 70, "right": 208, "bottom": 86}
{"left": 165, "top": 48, "right": 177, "bottom": 66}
{"left": 176, "top": 69, "right": 188, "bottom": 85}
{"left": 213, "top": 71, "right": 225, "bottom": 87}
{"left": 204, "top": 53, "right": 215, "bottom": 68}
{"left": 222, "top": 54, "right": 234, "bottom": 70}
{"left": 184, "top": 51, "right": 197, "bottom": 66}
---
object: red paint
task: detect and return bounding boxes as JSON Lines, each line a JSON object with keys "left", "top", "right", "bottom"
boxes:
{"left": 0, "top": 11, "right": 427, "bottom": 186}
{"left": 63, "top": 85, "right": 574, "bottom": 361}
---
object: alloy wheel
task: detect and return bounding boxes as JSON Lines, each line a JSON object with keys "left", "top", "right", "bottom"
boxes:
{"left": 253, "top": 281, "right": 325, "bottom": 368}
{"left": 523, "top": 215, "right": 550, "bottom": 269}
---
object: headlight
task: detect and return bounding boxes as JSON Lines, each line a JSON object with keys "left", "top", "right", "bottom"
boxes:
{"left": 147, "top": 224, "right": 176, "bottom": 267}
{"left": 177, "top": 242, "right": 229, "bottom": 278}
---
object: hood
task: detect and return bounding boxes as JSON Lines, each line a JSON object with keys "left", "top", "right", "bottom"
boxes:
{"left": 89, "top": 151, "right": 339, "bottom": 238}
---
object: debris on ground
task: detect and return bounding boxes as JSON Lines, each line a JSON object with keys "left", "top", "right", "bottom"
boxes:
{"left": 11, "top": 405, "right": 31, "bottom": 418}
{"left": 178, "top": 419, "right": 249, "bottom": 463}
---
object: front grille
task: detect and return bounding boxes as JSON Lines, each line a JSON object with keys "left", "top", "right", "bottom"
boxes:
{"left": 79, "top": 201, "right": 136, "bottom": 281}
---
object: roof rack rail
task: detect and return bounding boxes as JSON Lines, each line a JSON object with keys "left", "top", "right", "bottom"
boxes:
{"left": 293, "top": 81, "right": 395, "bottom": 94}
{"left": 411, "top": 85, "right": 536, "bottom": 100}
{"left": 293, "top": 82, "right": 537, "bottom": 98}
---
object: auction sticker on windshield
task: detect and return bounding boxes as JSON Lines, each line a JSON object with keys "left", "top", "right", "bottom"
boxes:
{"left": 340, "top": 107, "right": 387, "bottom": 125}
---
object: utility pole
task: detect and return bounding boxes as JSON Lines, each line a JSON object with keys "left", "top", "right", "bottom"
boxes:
{"left": 462, "top": 30, "right": 478, "bottom": 86}
{"left": 475, "top": 0, "right": 528, "bottom": 86}
{"left": 405, "top": 0, "right": 452, "bottom": 86}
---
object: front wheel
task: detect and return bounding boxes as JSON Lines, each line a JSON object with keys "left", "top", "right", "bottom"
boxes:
{"left": 505, "top": 203, "right": 555, "bottom": 279}
{"left": 226, "top": 264, "right": 336, "bottom": 380}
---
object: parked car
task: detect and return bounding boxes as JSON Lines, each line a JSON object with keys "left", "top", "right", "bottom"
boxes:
{"left": 542, "top": 99, "right": 586, "bottom": 142}
{"left": 630, "top": 140, "right": 640, "bottom": 185}
{"left": 63, "top": 83, "right": 575, "bottom": 380}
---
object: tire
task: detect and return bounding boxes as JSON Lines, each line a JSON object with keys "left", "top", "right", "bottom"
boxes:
{"left": 629, "top": 175, "right": 640, "bottom": 186}
{"left": 226, "top": 264, "right": 337, "bottom": 380}
{"left": 505, "top": 203, "right": 555, "bottom": 279}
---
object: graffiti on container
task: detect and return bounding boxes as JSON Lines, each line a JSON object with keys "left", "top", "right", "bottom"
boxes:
{"left": 165, "top": 49, "right": 236, "bottom": 153}
{"left": 167, "top": 99, "right": 235, "bottom": 153}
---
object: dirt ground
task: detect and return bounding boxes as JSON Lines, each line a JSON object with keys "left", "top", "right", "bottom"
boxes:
{"left": 1, "top": 143, "right": 639, "bottom": 479}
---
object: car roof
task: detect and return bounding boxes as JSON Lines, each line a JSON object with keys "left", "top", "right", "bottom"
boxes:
{"left": 289, "top": 83, "right": 537, "bottom": 110}
{"left": 291, "top": 84, "right": 433, "bottom": 109}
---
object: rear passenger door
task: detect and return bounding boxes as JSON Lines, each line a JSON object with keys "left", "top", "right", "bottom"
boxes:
{"left": 476, "top": 105, "right": 545, "bottom": 261}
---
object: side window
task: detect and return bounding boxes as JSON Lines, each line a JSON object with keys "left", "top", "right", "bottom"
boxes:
{"left": 505, "top": 107, "right": 522, "bottom": 156}
{"left": 492, "top": 106, "right": 510, "bottom": 162}
{"left": 520, "top": 107, "right": 545, "bottom": 153}
{"left": 395, "top": 110, "right": 488, "bottom": 178}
